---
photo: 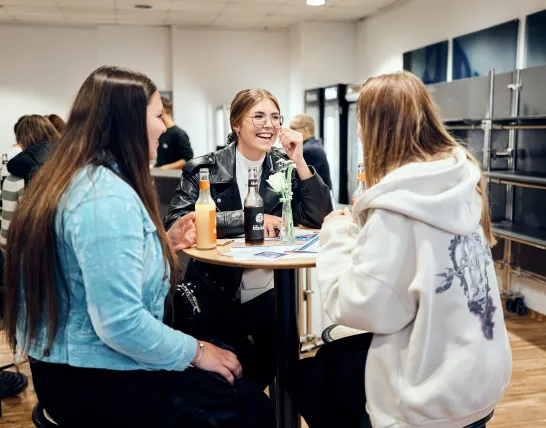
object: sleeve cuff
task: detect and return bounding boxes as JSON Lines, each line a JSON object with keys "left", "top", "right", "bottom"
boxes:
{"left": 171, "top": 334, "right": 199, "bottom": 372}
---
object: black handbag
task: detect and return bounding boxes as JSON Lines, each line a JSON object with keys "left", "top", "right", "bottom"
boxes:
{"left": 165, "top": 276, "right": 248, "bottom": 360}
{"left": 165, "top": 281, "right": 202, "bottom": 337}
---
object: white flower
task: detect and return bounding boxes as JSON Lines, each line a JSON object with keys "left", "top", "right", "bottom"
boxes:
{"left": 267, "top": 172, "right": 287, "bottom": 193}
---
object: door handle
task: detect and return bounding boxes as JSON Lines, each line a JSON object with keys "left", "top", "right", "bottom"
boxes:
{"left": 492, "top": 148, "right": 513, "bottom": 160}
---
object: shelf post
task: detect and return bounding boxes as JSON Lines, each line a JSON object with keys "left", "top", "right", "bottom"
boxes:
{"left": 505, "top": 70, "right": 521, "bottom": 223}
{"left": 483, "top": 70, "right": 495, "bottom": 171}
{"left": 502, "top": 239, "right": 512, "bottom": 294}
{"left": 297, "top": 268, "right": 305, "bottom": 336}
{"left": 305, "top": 268, "right": 313, "bottom": 341}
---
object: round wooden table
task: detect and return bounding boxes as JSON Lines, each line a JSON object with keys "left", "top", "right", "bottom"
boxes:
{"left": 184, "top": 237, "right": 318, "bottom": 428}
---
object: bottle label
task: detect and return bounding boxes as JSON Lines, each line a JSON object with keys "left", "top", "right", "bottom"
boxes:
{"left": 248, "top": 178, "right": 258, "bottom": 187}
{"left": 357, "top": 173, "right": 366, "bottom": 182}
{"left": 244, "top": 206, "right": 265, "bottom": 242}
{"left": 200, "top": 181, "right": 211, "bottom": 191}
{"left": 210, "top": 210, "right": 217, "bottom": 242}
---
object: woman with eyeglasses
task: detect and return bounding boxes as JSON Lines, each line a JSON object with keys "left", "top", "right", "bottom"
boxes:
{"left": 165, "top": 88, "right": 333, "bottom": 391}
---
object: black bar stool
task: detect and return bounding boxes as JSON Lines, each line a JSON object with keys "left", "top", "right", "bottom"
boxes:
{"left": 32, "top": 402, "right": 58, "bottom": 428}
{"left": 463, "top": 412, "right": 494, "bottom": 428}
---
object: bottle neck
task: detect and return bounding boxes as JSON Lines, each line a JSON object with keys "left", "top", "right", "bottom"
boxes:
{"left": 357, "top": 172, "right": 366, "bottom": 187}
{"left": 199, "top": 189, "right": 212, "bottom": 198}
{"left": 198, "top": 181, "right": 212, "bottom": 200}
{"left": 247, "top": 178, "right": 259, "bottom": 195}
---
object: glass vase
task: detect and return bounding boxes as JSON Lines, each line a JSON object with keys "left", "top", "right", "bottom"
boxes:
{"left": 281, "top": 200, "right": 295, "bottom": 244}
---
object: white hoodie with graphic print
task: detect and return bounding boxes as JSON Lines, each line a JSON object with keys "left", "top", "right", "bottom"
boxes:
{"left": 318, "top": 147, "right": 512, "bottom": 428}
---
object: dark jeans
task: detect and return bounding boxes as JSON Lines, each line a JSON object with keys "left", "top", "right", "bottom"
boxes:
{"left": 30, "top": 358, "right": 275, "bottom": 428}
{"left": 238, "top": 289, "right": 277, "bottom": 390}
{"left": 285, "top": 332, "right": 373, "bottom": 428}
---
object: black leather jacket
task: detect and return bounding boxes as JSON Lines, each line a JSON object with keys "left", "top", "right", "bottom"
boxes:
{"left": 164, "top": 143, "right": 333, "bottom": 300}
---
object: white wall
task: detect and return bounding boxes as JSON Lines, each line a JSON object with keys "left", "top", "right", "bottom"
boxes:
{"left": 171, "top": 27, "right": 290, "bottom": 156}
{"left": 287, "top": 21, "right": 357, "bottom": 121}
{"left": 97, "top": 26, "right": 172, "bottom": 91}
{"left": 0, "top": 24, "right": 173, "bottom": 155}
{"left": 0, "top": 21, "right": 356, "bottom": 158}
{"left": 0, "top": 24, "right": 97, "bottom": 154}
{"left": 356, "top": 0, "right": 546, "bottom": 79}
{"left": 288, "top": 24, "right": 303, "bottom": 122}
{"left": 298, "top": 22, "right": 357, "bottom": 89}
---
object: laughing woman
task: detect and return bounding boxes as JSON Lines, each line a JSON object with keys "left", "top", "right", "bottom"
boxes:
{"left": 165, "top": 88, "right": 333, "bottom": 390}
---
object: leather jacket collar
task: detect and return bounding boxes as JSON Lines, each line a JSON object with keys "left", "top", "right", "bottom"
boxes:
{"left": 199, "top": 142, "right": 277, "bottom": 183}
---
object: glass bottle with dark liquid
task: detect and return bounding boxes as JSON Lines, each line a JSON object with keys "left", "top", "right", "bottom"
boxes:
{"left": 244, "top": 166, "right": 264, "bottom": 245}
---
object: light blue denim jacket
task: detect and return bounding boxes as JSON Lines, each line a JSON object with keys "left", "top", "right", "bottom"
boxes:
{"left": 17, "top": 165, "right": 197, "bottom": 371}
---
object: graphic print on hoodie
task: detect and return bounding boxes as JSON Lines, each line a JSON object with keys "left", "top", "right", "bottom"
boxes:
{"left": 436, "top": 231, "right": 496, "bottom": 340}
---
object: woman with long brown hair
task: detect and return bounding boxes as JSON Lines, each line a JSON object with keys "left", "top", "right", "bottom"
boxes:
{"left": 3, "top": 66, "right": 274, "bottom": 428}
{"left": 165, "top": 88, "right": 333, "bottom": 391}
{"left": 287, "top": 71, "right": 512, "bottom": 428}
{"left": 1, "top": 115, "right": 59, "bottom": 245}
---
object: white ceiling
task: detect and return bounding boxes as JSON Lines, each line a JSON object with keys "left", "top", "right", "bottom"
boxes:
{"left": 0, "top": 0, "right": 399, "bottom": 29}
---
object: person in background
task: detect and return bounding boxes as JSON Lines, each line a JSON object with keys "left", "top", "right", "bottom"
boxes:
{"left": 1, "top": 115, "right": 59, "bottom": 246}
{"left": 156, "top": 97, "right": 193, "bottom": 170}
{"left": 165, "top": 88, "right": 333, "bottom": 392}
{"left": 286, "top": 71, "right": 512, "bottom": 428}
{"left": 2, "top": 66, "right": 274, "bottom": 428}
{"left": 47, "top": 114, "right": 66, "bottom": 134}
{"left": 7, "top": 116, "right": 27, "bottom": 161}
{"left": 0, "top": 114, "right": 43, "bottom": 403}
{"left": 289, "top": 114, "right": 332, "bottom": 189}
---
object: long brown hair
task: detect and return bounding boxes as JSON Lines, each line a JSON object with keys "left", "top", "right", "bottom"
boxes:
{"left": 47, "top": 114, "right": 66, "bottom": 134}
{"left": 16, "top": 115, "right": 60, "bottom": 150}
{"left": 356, "top": 71, "right": 495, "bottom": 246}
{"left": 228, "top": 88, "right": 280, "bottom": 143}
{"left": 4, "top": 66, "right": 179, "bottom": 351}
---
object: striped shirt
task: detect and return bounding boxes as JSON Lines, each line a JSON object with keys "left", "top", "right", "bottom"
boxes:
{"left": 1, "top": 175, "right": 25, "bottom": 245}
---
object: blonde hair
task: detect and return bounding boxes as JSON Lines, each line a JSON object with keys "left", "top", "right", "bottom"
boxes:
{"left": 357, "top": 71, "right": 495, "bottom": 246}
{"left": 290, "top": 114, "right": 315, "bottom": 135}
{"left": 229, "top": 89, "right": 280, "bottom": 135}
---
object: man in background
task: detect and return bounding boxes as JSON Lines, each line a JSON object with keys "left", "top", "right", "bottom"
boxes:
{"left": 290, "top": 114, "right": 332, "bottom": 189}
{"left": 157, "top": 97, "right": 194, "bottom": 170}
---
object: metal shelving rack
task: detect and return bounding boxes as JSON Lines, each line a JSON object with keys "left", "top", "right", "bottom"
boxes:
{"left": 443, "top": 69, "right": 546, "bottom": 294}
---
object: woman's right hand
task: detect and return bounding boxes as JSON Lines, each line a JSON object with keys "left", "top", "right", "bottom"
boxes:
{"left": 264, "top": 214, "right": 282, "bottom": 238}
{"left": 323, "top": 208, "right": 352, "bottom": 225}
{"left": 191, "top": 341, "right": 242, "bottom": 385}
{"left": 166, "top": 212, "right": 196, "bottom": 252}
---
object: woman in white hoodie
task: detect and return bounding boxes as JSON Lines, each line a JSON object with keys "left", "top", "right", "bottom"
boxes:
{"left": 287, "top": 71, "right": 512, "bottom": 428}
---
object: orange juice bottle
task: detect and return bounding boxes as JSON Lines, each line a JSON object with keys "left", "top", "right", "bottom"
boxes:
{"left": 195, "top": 168, "right": 217, "bottom": 250}
{"left": 352, "top": 162, "right": 366, "bottom": 205}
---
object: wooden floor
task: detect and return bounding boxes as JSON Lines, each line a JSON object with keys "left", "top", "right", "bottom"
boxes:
{"left": 0, "top": 312, "right": 545, "bottom": 427}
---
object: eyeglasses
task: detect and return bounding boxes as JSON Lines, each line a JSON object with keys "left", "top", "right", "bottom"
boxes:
{"left": 249, "top": 113, "right": 284, "bottom": 129}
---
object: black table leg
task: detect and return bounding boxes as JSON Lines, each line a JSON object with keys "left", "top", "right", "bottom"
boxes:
{"left": 274, "top": 269, "right": 301, "bottom": 428}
